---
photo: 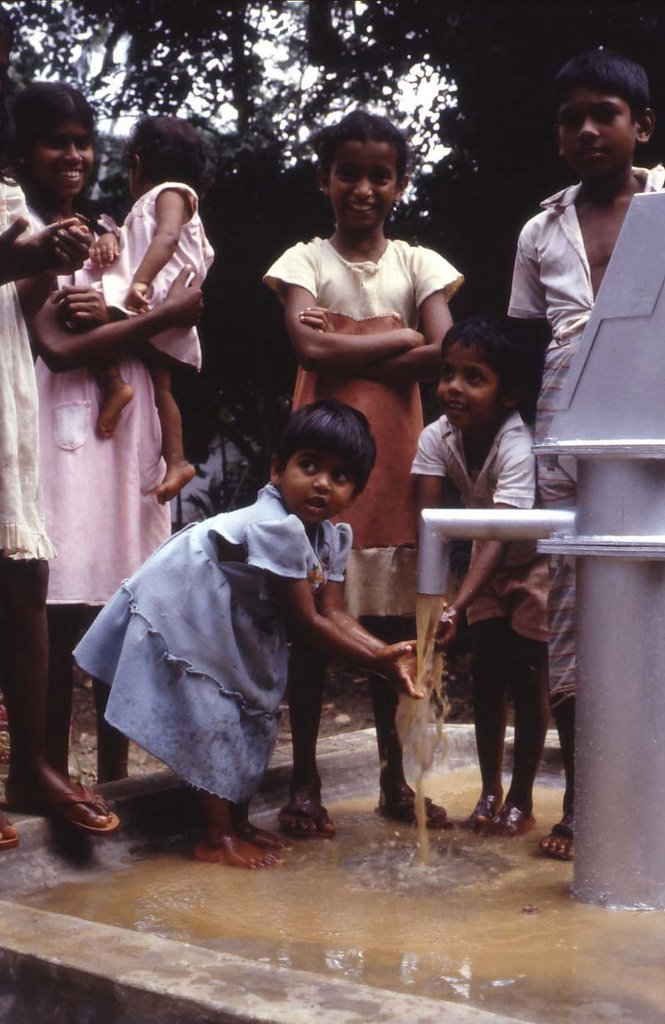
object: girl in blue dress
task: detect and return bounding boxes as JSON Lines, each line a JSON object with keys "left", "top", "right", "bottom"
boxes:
{"left": 75, "top": 400, "right": 420, "bottom": 868}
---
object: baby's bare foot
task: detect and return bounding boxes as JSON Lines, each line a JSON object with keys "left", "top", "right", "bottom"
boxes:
{"left": 154, "top": 460, "right": 196, "bottom": 504}
{"left": 97, "top": 380, "right": 134, "bottom": 437}
{"left": 194, "top": 835, "right": 284, "bottom": 868}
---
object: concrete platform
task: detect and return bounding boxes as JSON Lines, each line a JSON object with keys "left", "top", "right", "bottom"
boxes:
{"left": 0, "top": 727, "right": 547, "bottom": 1024}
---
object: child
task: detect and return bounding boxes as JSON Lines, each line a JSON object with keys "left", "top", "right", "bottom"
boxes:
{"left": 265, "top": 109, "right": 462, "bottom": 838}
{"left": 412, "top": 318, "right": 549, "bottom": 835}
{"left": 74, "top": 400, "right": 421, "bottom": 868}
{"left": 86, "top": 114, "right": 214, "bottom": 503}
{"left": 0, "top": 7, "right": 119, "bottom": 845}
{"left": 508, "top": 49, "right": 658, "bottom": 859}
{"left": 11, "top": 83, "right": 203, "bottom": 790}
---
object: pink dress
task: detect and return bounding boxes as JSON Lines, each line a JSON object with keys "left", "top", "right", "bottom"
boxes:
{"left": 36, "top": 358, "right": 170, "bottom": 605}
{"left": 101, "top": 181, "right": 214, "bottom": 369}
{"left": 30, "top": 205, "right": 170, "bottom": 604}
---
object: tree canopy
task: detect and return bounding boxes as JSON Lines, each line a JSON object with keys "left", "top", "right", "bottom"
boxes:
{"left": 5, "top": 0, "right": 665, "bottom": 500}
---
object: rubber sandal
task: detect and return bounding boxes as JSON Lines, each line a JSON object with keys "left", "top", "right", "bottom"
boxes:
{"left": 277, "top": 802, "right": 335, "bottom": 839}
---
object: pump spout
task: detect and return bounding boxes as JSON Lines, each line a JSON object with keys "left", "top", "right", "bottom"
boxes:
{"left": 416, "top": 507, "right": 576, "bottom": 595}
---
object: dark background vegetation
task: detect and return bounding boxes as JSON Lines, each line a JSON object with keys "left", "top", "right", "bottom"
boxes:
{"left": 6, "top": 0, "right": 665, "bottom": 506}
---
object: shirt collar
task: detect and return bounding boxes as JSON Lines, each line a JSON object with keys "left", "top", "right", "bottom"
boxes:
{"left": 540, "top": 165, "right": 665, "bottom": 212}
{"left": 441, "top": 409, "right": 525, "bottom": 456}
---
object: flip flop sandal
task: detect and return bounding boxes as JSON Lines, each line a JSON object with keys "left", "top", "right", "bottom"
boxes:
{"left": 4, "top": 782, "right": 119, "bottom": 836}
{"left": 0, "top": 813, "right": 18, "bottom": 851}
{"left": 377, "top": 794, "right": 453, "bottom": 830}
{"left": 484, "top": 805, "right": 536, "bottom": 837}
{"left": 50, "top": 788, "right": 120, "bottom": 835}
{"left": 277, "top": 803, "right": 335, "bottom": 839}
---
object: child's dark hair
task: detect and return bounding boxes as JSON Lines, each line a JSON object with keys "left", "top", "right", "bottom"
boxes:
{"left": 276, "top": 400, "right": 377, "bottom": 494}
{"left": 554, "top": 49, "right": 650, "bottom": 119}
{"left": 125, "top": 116, "right": 205, "bottom": 194}
{"left": 313, "top": 109, "right": 409, "bottom": 180}
{"left": 442, "top": 317, "right": 542, "bottom": 423}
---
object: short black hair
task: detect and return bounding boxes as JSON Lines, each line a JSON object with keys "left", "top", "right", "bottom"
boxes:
{"left": 442, "top": 317, "right": 542, "bottom": 423}
{"left": 125, "top": 115, "right": 206, "bottom": 194}
{"left": 12, "top": 81, "right": 95, "bottom": 155}
{"left": 554, "top": 49, "right": 650, "bottom": 119}
{"left": 276, "top": 400, "right": 376, "bottom": 494}
{"left": 313, "top": 109, "right": 410, "bottom": 180}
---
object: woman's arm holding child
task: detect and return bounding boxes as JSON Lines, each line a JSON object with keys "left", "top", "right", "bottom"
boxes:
{"left": 0, "top": 216, "right": 90, "bottom": 320}
{"left": 284, "top": 285, "right": 424, "bottom": 372}
{"left": 30, "top": 265, "right": 202, "bottom": 371}
{"left": 15, "top": 220, "right": 92, "bottom": 320}
{"left": 126, "top": 190, "right": 190, "bottom": 313}
{"left": 356, "top": 289, "right": 452, "bottom": 384}
{"left": 270, "top": 574, "right": 421, "bottom": 699}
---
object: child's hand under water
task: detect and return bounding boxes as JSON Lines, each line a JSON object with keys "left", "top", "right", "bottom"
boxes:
{"left": 376, "top": 641, "right": 423, "bottom": 699}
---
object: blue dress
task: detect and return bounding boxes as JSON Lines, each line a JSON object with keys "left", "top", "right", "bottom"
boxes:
{"left": 74, "top": 484, "right": 352, "bottom": 802}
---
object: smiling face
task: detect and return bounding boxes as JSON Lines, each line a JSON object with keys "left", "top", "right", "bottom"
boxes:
{"left": 437, "top": 341, "right": 514, "bottom": 440}
{"left": 319, "top": 139, "right": 406, "bottom": 237}
{"left": 270, "top": 449, "right": 357, "bottom": 530}
{"left": 22, "top": 117, "right": 94, "bottom": 216}
{"left": 556, "top": 88, "right": 653, "bottom": 181}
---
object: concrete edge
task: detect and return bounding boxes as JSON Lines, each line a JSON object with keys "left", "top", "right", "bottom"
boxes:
{"left": 0, "top": 902, "right": 526, "bottom": 1024}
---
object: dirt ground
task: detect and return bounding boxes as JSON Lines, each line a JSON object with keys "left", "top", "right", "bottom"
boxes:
{"left": 0, "top": 652, "right": 474, "bottom": 789}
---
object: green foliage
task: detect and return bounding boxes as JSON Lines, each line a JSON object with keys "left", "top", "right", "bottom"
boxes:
{"left": 5, "top": 0, "right": 665, "bottom": 509}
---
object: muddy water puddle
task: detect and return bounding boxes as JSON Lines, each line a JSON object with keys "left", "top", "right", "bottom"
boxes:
{"left": 17, "top": 767, "right": 665, "bottom": 1023}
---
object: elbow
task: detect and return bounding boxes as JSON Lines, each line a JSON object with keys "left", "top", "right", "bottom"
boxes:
{"left": 294, "top": 338, "right": 329, "bottom": 372}
{"left": 38, "top": 344, "right": 74, "bottom": 372}
{"left": 156, "top": 230, "right": 179, "bottom": 255}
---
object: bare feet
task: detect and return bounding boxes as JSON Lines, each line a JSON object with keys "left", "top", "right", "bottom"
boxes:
{"left": 482, "top": 803, "right": 536, "bottom": 838}
{"left": 154, "top": 459, "right": 196, "bottom": 504}
{"left": 194, "top": 835, "right": 284, "bottom": 868}
{"left": 278, "top": 795, "right": 335, "bottom": 838}
{"left": 0, "top": 810, "right": 18, "bottom": 850}
{"left": 377, "top": 787, "right": 453, "bottom": 830}
{"left": 459, "top": 791, "right": 503, "bottom": 831}
{"left": 540, "top": 813, "right": 575, "bottom": 860}
{"left": 97, "top": 380, "right": 134, "bottom": 436}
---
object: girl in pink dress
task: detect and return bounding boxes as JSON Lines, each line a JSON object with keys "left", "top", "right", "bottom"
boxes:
{"left": 10, "top": 83, "right": 202, "bottom": 787}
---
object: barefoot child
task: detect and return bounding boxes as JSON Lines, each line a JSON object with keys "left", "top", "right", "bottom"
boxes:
{"left": 86, "top": 114, "right": 214, "bottom": 503}
{"left": 508, "top": 49, "right": 658, "bottom": 859}
{"left": 265, "top": 109, "right": 462, "bottom": 838}
{"left": 74, "top": 400, "right": 421, "bottom": 867}
{"left": 412, "top": 318, "right": 549, "bottom": 835}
